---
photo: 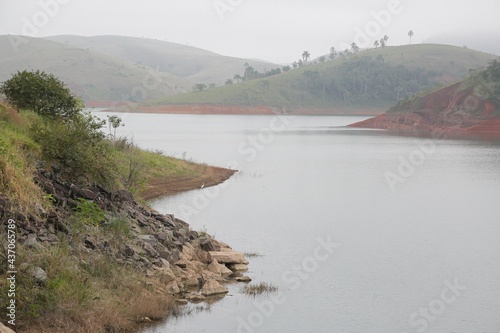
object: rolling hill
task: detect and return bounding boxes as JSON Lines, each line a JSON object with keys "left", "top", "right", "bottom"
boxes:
{"left": 0, "top": 35, "right": 278, "bottom": 107}
{"left": 142, "top": 44, "right": 497, "bottom": 115}
{"left": 44, "top": 35, "right": 277, "bottom": 86}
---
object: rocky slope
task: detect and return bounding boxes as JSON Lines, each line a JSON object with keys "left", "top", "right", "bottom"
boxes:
{"left": 350, "top": 63, "right": 500, "bottom": 139}
{"left": 0, "top": 167, "right": 248, "bottom": 331}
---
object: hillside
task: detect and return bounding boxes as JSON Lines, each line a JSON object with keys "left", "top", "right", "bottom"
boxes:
{"left": 0, "top": 35, "right": 193, "bottom": 106}
{"left": 142, "top": 44, "right": 497, "bottom": 115}
{"left": 0, "top": 35, "right": 277, "bottom": 107}
{"left": 349, "top": 60, "right": 500, "bottom": 139}
{"left": 45, "top": 35, "right": 277, "bottom": 86}
{"left": 0, "top": 77, "right": 245, "bottom": 332}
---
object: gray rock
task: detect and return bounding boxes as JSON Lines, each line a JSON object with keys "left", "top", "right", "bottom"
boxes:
{"left": 138, "top": 234, "right": 158, "bottom": 246}
{"left": 24, "top": 238, "right": 45, "bottom": 251}
{"left": 143, "top": 243, "right": 159, "bottom": 258}
{"left": 28, "top": 266, "right": 47, "bottom": 285}
{"left": 123, "top": 245, "right": 135, "bottom": 257}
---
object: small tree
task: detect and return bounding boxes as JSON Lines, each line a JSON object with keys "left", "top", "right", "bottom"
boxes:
{"left": 192, "top": 83, "right": 207, "bottom": 92}
{"left": 408, "top": 30, "right": 414, "bottom": 44}
{"left": 107, "top": 115, "right": 124, "bottom": 139}
{"left": 0, "top": 70, "right": 82, "bottom": 119}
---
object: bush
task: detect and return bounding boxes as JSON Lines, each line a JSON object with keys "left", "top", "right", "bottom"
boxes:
{"left": 0, "top": 70, "right": 82, "bottom": 119}
{"left": 30, "top": 111, "right": 117, "bottom": 186}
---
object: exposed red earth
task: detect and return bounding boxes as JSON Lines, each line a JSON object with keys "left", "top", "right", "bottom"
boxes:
{"left": 349, "top": 82, "right": 500, "bottom": 140}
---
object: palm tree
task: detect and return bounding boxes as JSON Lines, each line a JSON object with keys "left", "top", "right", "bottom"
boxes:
{"left": 408, "top": 30, "right": 414, "bottom": 44}
{"left": 350, "top": 42, "right": 359, "bottom": 53}
{"left": 374, "top": 40, "right": 380, "bottom": 48}
{"left": 302, "top": 51, "right": 310, "bottom": 63}
{"left": 383, "top": 35, "right": 389, "bottom": 45}
{"left": 330, "top": 46, "right": 336, "bottom": 60}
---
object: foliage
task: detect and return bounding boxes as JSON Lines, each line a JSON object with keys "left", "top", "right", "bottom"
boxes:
{"left": 30, "top": 111, "right": 117, "bottom": 186}
{"left": 106, "top": 115, "right": 124, "bottom": 139}
{"left": 72, "top": 198, "right": 106, "bottom": 227}
{"left": 0, "top": 70, "right": 83, "bottom": 119}
{"left": 298, "top": 55, "right": 439, "bottom": 105}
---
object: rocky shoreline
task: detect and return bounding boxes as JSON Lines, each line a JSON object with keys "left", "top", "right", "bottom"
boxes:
{"left": 0, "top": 167, "right": 248, "bottom": 331}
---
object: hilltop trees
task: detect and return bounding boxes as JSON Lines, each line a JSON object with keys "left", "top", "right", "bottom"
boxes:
{"left": 302, "top": 51, "right": 311, "bottom": 63}
{"left": 0, "top": 70, "right": 82, "bottom": 120}
{"left": 408, "top": 30, "right": 414, "bottom": 44}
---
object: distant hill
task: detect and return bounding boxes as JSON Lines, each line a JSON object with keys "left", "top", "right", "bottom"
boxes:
{"left": 144, "top": 44, "right": 497, "bottom": 115}
{"left": 350, "top": 60, "right": 500, "bottom": 139}
{"left": 44, "top": 35, "right": 277, "bottom": 86}
{"left": 0, "top": 35, "right": 192, "bottom": 106}
{"left": 0, "top": 35, "right": 278, "bottom": 107}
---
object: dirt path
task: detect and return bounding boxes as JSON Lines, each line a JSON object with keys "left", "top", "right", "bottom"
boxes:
{"left": 140, "top": 165, "right": 237, "bottom": 200}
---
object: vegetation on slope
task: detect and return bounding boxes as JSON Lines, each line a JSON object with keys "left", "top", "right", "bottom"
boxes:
{"left": 0, "top": 71, "right": 229, "bottom": 332}
{"left": 148, "top": 44, "right": 496, "bottom": 112}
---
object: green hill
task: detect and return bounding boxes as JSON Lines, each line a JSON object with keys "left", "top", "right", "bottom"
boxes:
{"left": 44, "top": 35, "right": 277, "bottom": 86}
{"left": 146, "top": 44, "right": 497, "bottom": 114}
{"left": 0, "top": 35, "right": 277, "bottom": 107}
{"left": 0, "top": 35, "right": 192, "bottom": 106}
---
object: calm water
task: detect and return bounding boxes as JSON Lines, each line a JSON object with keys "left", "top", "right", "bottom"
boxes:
{"left": 103, "top": 113, "right": 500, "bottom": 333}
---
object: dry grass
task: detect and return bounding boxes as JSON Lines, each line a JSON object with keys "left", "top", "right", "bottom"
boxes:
{"left": 240, "top": 282, "right": 278, "bottom": 297}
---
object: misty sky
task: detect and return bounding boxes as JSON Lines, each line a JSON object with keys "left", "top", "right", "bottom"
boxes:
{"left": 1, "top": 0, "right": 499, "bottom": 64}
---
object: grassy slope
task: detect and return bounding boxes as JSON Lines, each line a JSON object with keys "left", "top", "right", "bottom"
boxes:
{"left": 0, "top": 104, "right": 229, "bottom": 331}
{"left": 0, "top": 36, "right": 191, "bottom": 104}
{"left": 148, "top": 44, "right": 496, "bottom": 111}
{"left": 45, "top": 35, "right": 278, "bottom": 85}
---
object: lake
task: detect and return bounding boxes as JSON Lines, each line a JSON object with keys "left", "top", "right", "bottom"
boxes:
{"left": 103, "top": 113, "right": 500, "bottom": 333}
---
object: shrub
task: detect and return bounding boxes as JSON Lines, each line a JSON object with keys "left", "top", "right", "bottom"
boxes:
{"left": 30, "top": 111, "right": 117, "bottom": 186}
{"left": 0, "top": 70, "right": 83, "bottom": 119}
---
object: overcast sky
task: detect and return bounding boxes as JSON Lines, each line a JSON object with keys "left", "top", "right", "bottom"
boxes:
{"left": 1, "top": 0, "right": 499, "bottom": 64}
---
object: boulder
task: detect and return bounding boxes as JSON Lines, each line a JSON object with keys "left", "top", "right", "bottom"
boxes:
{"left": 186, "top": 292, "right": 206, "bottom": 303}
{"left": 228, "top": 263, "right": 249, "bottom": 272}
{"left": 28, "top": 266, "right": 47, "bottom": 285}
{"left": 209, "top": 251, "right": 248, "bottom": 264}
{"left": 201, "top": 279, "right": 228, "bottom": 296}
{"left": 143, "top": 243, "right": 159, "bottom": 258}
{"left": 208, "top": 259, "right": 233, "bottom": 277}
{"left": 235, "top": 276, "right": 252, "bottom": 283}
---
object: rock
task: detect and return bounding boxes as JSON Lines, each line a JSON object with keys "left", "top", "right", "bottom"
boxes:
{"left": 24, "top": 238, "right": 45, "bottom": 251}
{"left": 235, "top": 276, "right": 252, "bottom": 283}
{"left": 143, "top": 243, "right": 159, "bottom": 258}
{"left": 83, "top": 235, "right": 96, "bottom": 249}
{"left": 79, "top": 188, "right": 97, "bottom": 200}
{"left": 175, "top": 260, "right": 187, "bottom": 269}
{"left": 209, "top": 251, "right": 248, "bottom": 264}
{"left": 228, "top": 263, "right": 249, "bottom": 272}
{"left": 159, "top": 249, "right": 179, "bottom": 264}
{"left": 186, "top": 292, "right": 206, "bottom": 303}
{"left": 195, "top": 249, "right": 211, "bottom": 264}
{"left": 176, "top": 299, "right": 189, "bottom": 305}
{"left": 200, "top": 237, "right": 222, "bottom": 252}
{"left": 156, "top": 231, "right": 172, "bottom": 242}
{"left": 165, "top": 281, "right": 181, "bottom": 294}
{"left": 140, "top": 317, "right": 152, "bottom": 323}
{"left": 28, "top": 266, "right": 47, "bottom": 285}
{"left": 201, "top": 279, "right": 228, "bottom": 296}
{"left": 139, "top": 234, "right": 158, "bottom": 246}
{"left": 159, "top": 267, "right": 177, "bottom": 283}
{"left": 123, "top": 245, "right": 135, "bottom": 257}
{"left": 0, "top": 322, "right": 15, "bottom": 333}
{"left": 208, "top": 259, "right": 233, "bottom": 277}
{"left": 112, "top": 190, "right": 134, "bottom": 203}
